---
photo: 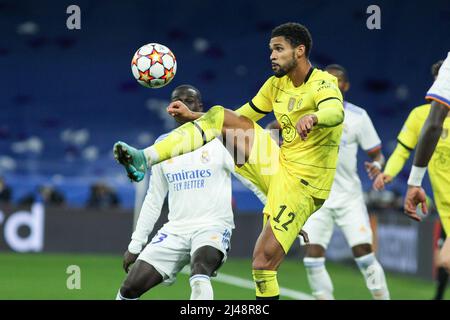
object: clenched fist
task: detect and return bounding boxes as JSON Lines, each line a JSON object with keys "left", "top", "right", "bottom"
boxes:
{"left": 296, "top": 114, "right": 318, "bottom": 141}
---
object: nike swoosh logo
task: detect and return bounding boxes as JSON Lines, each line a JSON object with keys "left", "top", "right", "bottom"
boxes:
{"left": 274, "top": 225, "right": 284, "bottom": 232}
{"left": 275, "top": 99, "right": 283, "bottom": 103}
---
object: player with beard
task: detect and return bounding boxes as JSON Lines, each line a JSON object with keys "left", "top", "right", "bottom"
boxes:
{"left": 114, "top": 23, "right": 344, "bottom": 299}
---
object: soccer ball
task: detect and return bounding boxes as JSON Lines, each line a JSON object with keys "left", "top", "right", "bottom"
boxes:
{"left": 131, "top": 43, "right": 177, "bottom": 89}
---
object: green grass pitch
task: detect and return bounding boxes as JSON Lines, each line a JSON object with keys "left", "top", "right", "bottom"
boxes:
{"left": 0, "top": 253, "right": 447, "bottom": 300}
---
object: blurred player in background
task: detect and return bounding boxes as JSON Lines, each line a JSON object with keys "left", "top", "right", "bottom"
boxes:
{"left": 374, "top": 58, "right": 450, "bottom": 275}
{"left": 116, "top": 85, "right": 265, "bottom": 300}
{"left": 114, "top": 22, "right": 344, "bottom": 299}
{"left": 403, "top": 52, "right": 450, "bottom": 273}
{"left": 297, "top": 64, "right": 390, "bottom": 300}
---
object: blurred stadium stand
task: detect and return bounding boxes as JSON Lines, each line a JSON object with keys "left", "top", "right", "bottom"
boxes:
{"left": 1, "top": 0, "right": 450, "bottom": 210}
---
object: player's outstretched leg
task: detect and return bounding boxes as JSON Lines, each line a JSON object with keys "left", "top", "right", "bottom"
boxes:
{"left": 116, "top": 260, "right": 163, "bottom": 300}
{"left": 189, "top": 246, "right": 224, "bottom": 300}
{"left": 113, "top": 106, "right": 255, "bottom": 181}
{"left": 352, "top": 244, "right": 390, "bottom": 300}
{"left": 303, "top": 244, "right": 335, "bottom": 300}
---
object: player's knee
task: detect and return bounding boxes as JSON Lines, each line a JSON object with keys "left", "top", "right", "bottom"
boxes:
{"left": 252, "top": 253, "right": 278, "bottom": 270}
{"left": 440, "top": 256, "right": 450, "bottom": 273}
{"left": 305, "top": 244, "right": 326, "bottom": 258}
{"left": 351, "top": 243, "right": 373, "bottom": 258}
{"left": 191, "top": 261, "right": 215, "bottom": 276}
{"left": 191, "top": 246, "right": 223, "bottom": 276}
{"left": 252, "top": 242, "right": 285, "bottom": 270}
{"left": 120, "top": 282, "right": 143, "bottom": 299}
{"left": 121, "top": 273, "right": 150, "bottom": 299}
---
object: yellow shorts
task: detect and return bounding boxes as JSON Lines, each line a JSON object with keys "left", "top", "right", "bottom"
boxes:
{"left": 435, "top": 197, "right": 450, "bottom": 236}
{"left": 235, "top": 122, "right": 323, "bottom": 253}
{"left": 234, "top": 122, "right": 279, "bottom": 196}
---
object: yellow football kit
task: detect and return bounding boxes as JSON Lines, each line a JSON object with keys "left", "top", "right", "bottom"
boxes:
{"left": 384, "top": 104, "right": 450, "bottom": 234}
{"left": 235, "top": 67, "right": 344, "bottom": 252}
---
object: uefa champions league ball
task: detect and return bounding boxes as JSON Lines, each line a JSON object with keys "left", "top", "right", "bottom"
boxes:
{"left": 131, "top": 43, "right": 177, "bottom": 88}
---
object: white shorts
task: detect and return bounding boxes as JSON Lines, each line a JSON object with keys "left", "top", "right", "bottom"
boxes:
{"left": 426, "top": 52, "right": 450, "bottom": 107}
{"left": 300, "top": 196, "right": 373, "bottom": 250}
{"left": 137, "top": 225, "right": 232, "bottom": 285}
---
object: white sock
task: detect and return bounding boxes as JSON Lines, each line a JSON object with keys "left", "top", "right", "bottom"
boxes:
{"left": 115, "top": 289, "right": 139, "bottom": 300}
{"left": 303, "top": 257, "right": 334, "bottom": 300}
{"left": 143, "top": 145, "right": 159, "bottom": 166}
{"left": 189, "top": 274, "right": 213, "bottom": 300}
{"left": 355, "top": 253, "right": 390, "bottom": 300}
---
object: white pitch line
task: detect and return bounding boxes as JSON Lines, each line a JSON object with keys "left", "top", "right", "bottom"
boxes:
{"left": 181, "top": 268, "right": 314, "bottom": 300}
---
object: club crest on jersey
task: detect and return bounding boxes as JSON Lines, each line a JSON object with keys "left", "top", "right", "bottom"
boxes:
{"left": 288, "top": 98, "right": 295, "bottom": 112}
{"left": 441, "top": 129, "right": 448, "bottom": 139}
{"left": 297, "top": 98, "right": 303, "bottom": 110}
{"left": 201, "top": 150, "right": 210, "bottom": 163}
{"left": 280, "top": 114, "right": 296, "bottom": 143}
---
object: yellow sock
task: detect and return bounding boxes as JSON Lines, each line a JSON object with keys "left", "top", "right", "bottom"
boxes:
{"left": 144, "top": 106, "right": 224, "bottom": 165}
{"left": 252, "top": 269, "right": 280, "bottom": 300}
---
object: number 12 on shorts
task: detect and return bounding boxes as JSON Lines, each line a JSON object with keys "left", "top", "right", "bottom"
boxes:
{"left": 272, "top": 205, "right": 296, "bottom": 231}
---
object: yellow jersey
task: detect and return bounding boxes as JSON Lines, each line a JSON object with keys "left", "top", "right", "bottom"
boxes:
{"left": 240, "top": 67, "right": 344, "bottom": 199}
{"left": 397, "top": 104, "right": 450, "bottom": 213}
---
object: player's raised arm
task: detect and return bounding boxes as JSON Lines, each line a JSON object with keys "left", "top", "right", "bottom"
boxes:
{"left": 404, "top": 53, "right": 450, "bottom": 220}
{"left": 313, "top": 97, "right": 344, "bottom": 127}
{"left": 404, "top": 101, "right": 448, "bottom": 220}
{"left": 373, "top": 143, "right": 411, "bottom": 190}
{"left": 167, "top": 100, "right": 204, "bottom": 123}
{"left": 296, "top": 79, "right": 344, "bottom": 140}
{"left": 355, "top": 110, "right": 384, "bottom": 180}
{"left": 373, "top": 108, "right": 422, "bottom": 190}
{"left": 411, "top": 101, "right": 448, "bottom": 169}
{"left": 313, "top": 76, "right": 345, "bottom": 127}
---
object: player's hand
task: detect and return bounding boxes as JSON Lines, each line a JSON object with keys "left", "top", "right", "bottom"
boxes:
{"left": 167, "top": 100, "right": 196, "bottom": 123}
{"left": 364, "top": 161, "right": 382, "bottom": 180}
{"left": 299, "top": 229, "right": 309, "bottom": 244}
{"left": 123, "top": 250, "right": 139, "bottom": 273}
{"left": 403, "top": 186, "right": 428, "bottom": 222}
{"left": 373, "top": 173, "right": 392, "bottom": 191}
{"left": 296, "top": 114, "right": 318, "bottom": 141}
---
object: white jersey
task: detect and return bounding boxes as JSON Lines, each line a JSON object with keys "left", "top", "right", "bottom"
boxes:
{"left": 323, "top": 101, "right": 381, "bottom": 209}
{"left": 128, "top": 136, "right": 266, "bottom": 254}
{"left": 426, "top": 52, "right": 450, "bottom": 108}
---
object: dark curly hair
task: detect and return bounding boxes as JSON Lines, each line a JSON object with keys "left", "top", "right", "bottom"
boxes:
{"left": 271, "top": 22, "right": 313, "bottom": 57}
{"left": 431, "top": 60, "right": 443, "bottom": 78}
{"left": 325, "top": 64, "right": 349, "bottom": 82}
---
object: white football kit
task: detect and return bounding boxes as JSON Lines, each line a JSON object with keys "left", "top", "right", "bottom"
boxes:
{"left": 426, "top": 51, "right": 450, "bottom": 108}
{"left": 128, "top": 136, "right": 265, "bottom": 284}
{"left": 302, "top": 101, "right": 382, "bottom": 249}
